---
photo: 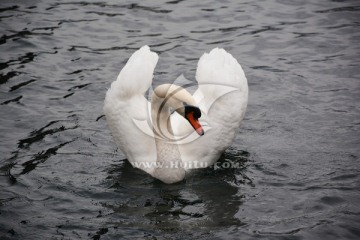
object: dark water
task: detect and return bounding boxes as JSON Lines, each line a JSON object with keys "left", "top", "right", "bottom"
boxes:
{"left": 1, "top": 0, "right": 359, "bottom": 239}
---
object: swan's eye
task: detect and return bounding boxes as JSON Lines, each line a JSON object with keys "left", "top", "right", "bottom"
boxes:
{"left": 184, "top": 105, "right": 204, "bottom": 136}
{"left": 184, "top": 105, "right": 201, "bottom": 119}
{"left": 193, "top": 107, "right": 201, "bottom": 119}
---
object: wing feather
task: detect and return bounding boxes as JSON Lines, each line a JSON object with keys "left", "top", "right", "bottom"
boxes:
{"left": 176, "top": 48, "right": 249, "bottom": 168}
{"left": 103, "top": 46, "right": 158, "bottom": 174}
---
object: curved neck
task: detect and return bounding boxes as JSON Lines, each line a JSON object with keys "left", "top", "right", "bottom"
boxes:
{"left": 150, "top": 94, "right": 185, "bottom": 183}
{"left": 151, "top": 94, "right": 174, "bottom": 140}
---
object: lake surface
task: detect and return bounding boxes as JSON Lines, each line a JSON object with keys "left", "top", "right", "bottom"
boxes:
{"left": 0, "top": 0, "right": 359, "bottom": 239}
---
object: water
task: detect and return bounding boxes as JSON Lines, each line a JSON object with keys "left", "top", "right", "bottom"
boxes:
{"left": 0, "top": 0, "right": 359, "bottom": 239}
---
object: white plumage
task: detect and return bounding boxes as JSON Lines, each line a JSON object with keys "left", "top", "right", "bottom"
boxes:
{"left": 104, "top": 45, "right": 248, "bottom": 183}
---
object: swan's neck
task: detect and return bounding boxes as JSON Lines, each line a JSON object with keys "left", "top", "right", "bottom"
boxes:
{"left": 151, "top": 96, "right": 174, "bottom": 140}
{"left": 151, "top": 95, "right": 185, "bottom": 183}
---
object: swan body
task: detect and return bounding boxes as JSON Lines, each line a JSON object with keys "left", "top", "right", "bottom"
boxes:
{"left": 104, "top": 46, "right": 248, "bottom": 183}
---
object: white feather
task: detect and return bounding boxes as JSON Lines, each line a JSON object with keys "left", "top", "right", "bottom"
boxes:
{"left": 174, "top": 47, "right": 248, "bottom": 168}
{"left": 104, "top": 46, "right": 248, "bottom": 181}
{"left": 103, "top": 46, "right": 158, "bottom": 175}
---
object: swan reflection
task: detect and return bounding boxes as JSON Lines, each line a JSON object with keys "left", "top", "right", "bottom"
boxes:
{"left": 103, "top": 148, "right": 250, "bottom": 233}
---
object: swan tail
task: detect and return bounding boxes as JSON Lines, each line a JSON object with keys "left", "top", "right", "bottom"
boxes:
{"left": 196, "top": 48, "right": 247, "bottom": 95}
{"left": 108, "top": 45, "right": 159, "bottom": 99}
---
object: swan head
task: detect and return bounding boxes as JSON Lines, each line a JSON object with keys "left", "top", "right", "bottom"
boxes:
{"left": 153, "top": 84, "right": 204, "bottom": 136}
{"left": 182, "top": 104, "right": 203, "bottom": 136}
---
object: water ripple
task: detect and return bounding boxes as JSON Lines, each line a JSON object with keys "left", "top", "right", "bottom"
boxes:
{"left": 18, "top": 120, "right": 77, "bottom": 149}
{"left": 20, "top": 139, "right": 76, "bottom": 175}
{"left": 0, "top": 0, "right": 359, "bottom": 239}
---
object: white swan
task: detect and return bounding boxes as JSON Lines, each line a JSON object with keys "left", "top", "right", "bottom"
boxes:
{"left": 104, "top": 46, "right": 248, "bottom": 184}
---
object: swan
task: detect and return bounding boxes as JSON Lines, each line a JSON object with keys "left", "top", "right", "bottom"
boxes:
{"left": 104, "top": 45, "right": 248, "bottom": 184}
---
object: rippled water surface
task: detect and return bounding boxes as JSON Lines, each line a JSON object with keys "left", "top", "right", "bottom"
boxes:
{"left": 1, "top": 0, "right": 360, "bottom": 239}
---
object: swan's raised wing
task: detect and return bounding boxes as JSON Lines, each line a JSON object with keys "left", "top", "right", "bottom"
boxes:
{"left": 177, "top": 48, "right": 249, "bottom": 168}
{"left": 103, "top": 46, "right": 158, "bottom": 174}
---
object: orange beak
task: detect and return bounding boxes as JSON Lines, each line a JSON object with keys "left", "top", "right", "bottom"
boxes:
{"left": 186, "top": 112, "right": 204, "bottom": 136}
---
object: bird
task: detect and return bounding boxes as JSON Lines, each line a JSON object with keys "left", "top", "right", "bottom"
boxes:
{"left": 103, "top": 45, "right": 248, "bottom": 184}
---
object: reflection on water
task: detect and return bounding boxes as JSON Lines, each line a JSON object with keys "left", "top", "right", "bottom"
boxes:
{"left": 0, "top": 0, "right": 360, "bottom": 239}
{"left": 103, "top": 148, "right": 249, "bottom": 238}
